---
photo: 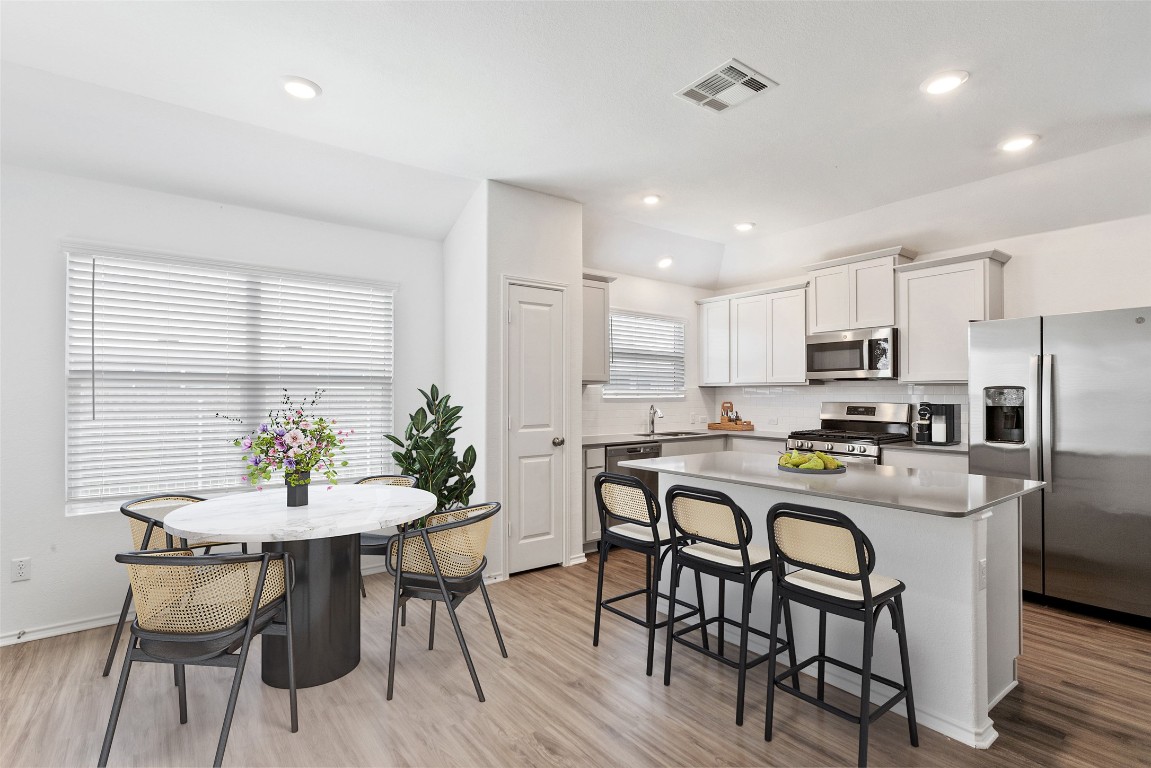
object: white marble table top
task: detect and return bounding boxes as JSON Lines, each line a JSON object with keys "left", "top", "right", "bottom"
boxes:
{"left": 163, "top": 484, "right": 437, "bottom": 545}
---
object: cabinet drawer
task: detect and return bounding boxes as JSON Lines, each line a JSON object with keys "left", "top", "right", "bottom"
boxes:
{"left": 585, "top": 446, "right": 606, "bottom": 469}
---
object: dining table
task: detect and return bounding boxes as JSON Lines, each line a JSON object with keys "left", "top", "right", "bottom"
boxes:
{"left": 163, "top": 483, "right": 436, "bottom": 688}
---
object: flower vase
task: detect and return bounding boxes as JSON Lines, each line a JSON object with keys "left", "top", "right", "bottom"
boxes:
{"left": 286, "top": 470, "right": 311, "bottom": 507}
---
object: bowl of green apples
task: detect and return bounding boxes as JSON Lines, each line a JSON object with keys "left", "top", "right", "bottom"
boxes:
{"left": 777, "top": 450, "right": 847, "bottom": 474}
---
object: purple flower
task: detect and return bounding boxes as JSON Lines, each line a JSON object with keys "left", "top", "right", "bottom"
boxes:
{"left": 275, "top": 427, "right": 286, "bottom": 437}
{"left": 241, "top": 435, "right": 252, "bottom": 450}
{"left": 259, "top": 423, "right": 269, "bottom": 433}
{"left": 275, "top": 438, "right": 286, "bottom": 450}
{"left": 248, "top": 455, "right": 262, "bottom": 466}
{"left": 284, "top": 457, "right": 296, "bottom": 470}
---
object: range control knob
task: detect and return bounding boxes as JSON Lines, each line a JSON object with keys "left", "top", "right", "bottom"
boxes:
{"left": 803, "top": 441, "right": 812, "bottom": 450}
{"left": 858, "top": 446, "right": 869, "bottom": 455}
{"left": 847, "top": 445, "right": 856, "bottom": 453}
{"left": 824, "top": 443, "right": 834, "bottom": 451}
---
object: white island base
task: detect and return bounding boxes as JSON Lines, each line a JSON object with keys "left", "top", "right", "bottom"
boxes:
{"left": 631, "top": 459, "right": 1031, "bottom": 750}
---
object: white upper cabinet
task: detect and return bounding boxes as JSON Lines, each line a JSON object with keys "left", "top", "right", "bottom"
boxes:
{"left": 896, "top": 251, "right": 1009, "bottom": 383}
{"left": 808, "top": 247, "right": 917, "bottom": 333}
{"left": 699, "top": 298, "right": 732, "bottom": 385}
{"left": 698, "top": 283, "right": 807, "bottom": 386}
{"left": 581, "top": 275, "right": 614, "bottom": 384}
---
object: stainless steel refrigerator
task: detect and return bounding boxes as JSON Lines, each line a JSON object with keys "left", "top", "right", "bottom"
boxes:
{"left": 968, "top": 306, "right": 1151, "bottom": 618}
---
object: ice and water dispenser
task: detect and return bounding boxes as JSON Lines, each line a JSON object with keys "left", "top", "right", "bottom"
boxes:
{"left": 984, "top": 387, "right": 1025, "bottom": 443}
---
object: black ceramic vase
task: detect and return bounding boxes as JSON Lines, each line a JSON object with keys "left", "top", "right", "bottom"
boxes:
{"left": 286, "top": 470, "right": 311, "bottom": 507}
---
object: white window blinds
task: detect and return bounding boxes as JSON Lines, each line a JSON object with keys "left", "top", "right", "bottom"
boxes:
{"left": 603, "top": 312, "right": 686, "bottom": 398}
{"left": 64, "top": 246, "right": 394, "bottom": 513}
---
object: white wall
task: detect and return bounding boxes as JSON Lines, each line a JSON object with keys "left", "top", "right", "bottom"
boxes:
{"left": 486, "top": 182, "right": 585, "bottom": 568}
{"left": 0, "top": 164, "right": 444, "bottom": 642}
{"left": 582, "top": 271, "right": 716, "bottom": 435}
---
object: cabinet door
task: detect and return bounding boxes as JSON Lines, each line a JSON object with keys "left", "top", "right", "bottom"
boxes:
{"left": 582, "top": 281, "right": 610, "bottom": 383}
{"left": 882, "top": 449, "right": 967, "bottom": 473}
{"left": 899, "top": 260, "right": 987, "bottom": 382}
{"left": 730, "top": 294, "right": 769, "bottom": 384}
{"left": 699, "top": 300, "right": 731, "bottom": 385}
{"left": 584, "top": 466, "right": 602, "bottom": 541}
{"left": 849, "top": 258, "right": 896, "bottom": 328}
{"left": 808, "top": 265, "right": 850, "bottom": 333}
{"left": 768, "top": 289, "right": 807, "bottom": 383}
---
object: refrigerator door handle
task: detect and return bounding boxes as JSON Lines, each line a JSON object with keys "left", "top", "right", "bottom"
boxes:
{"left": 1028, "top": 355, "right": 1042, "bottom": 481}
{"left": 1041, "top": 354, "right": 1054, "bottom": 489}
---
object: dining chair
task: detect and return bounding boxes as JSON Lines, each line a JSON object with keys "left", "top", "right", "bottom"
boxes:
{"left": 373, "top": 502, "right": 506, "bottom": 702}
{"left": 355, "top": 474, "right": 419, "bottom": 599}
{"left": 662, "top": 484, "right": 796, "bottom": 726}
{"left": 102, "top": 494, "right": 246, "bottom": 678}
{"left": 763, "top": 502, "right": 918, "bottom": 767}
{"left": 99, "top": 549, "right": 297, "bottom": 768}
{"left": 592, "top": 472, "right": 706, "bottom": 676}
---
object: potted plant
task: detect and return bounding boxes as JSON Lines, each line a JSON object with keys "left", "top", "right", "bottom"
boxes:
{"left": 386, "top": 385, "right": 477, "bottom": 525}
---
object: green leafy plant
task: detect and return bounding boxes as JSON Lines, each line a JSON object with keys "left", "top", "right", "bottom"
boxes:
{"left": 385, "top": 385, "right": 477, "bottom": 525}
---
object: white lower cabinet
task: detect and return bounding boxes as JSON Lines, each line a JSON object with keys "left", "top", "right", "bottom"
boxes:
{"left": 882, "top": 448, "right": 967, "bottom": 473}
{"left": 584, "top": 447, "right": 605, "bottom": 541}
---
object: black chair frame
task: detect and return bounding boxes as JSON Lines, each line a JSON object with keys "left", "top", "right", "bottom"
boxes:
{"left": 763, "top": 502, "right": 918, "bottom": 767}
{"left": 99, "top": 549, "right": 297, "bottom": 768}
{"left": 372, "top": 503, "right": 507, "bottom": 703}
{"left": 662, "top": 485, "right": 797, "bottom": 727}
{"left": 103, "top": 494, "right": 252, "bottom": 678}
{"left": 355, "top": 474, "right": 419, "bottom": 600}
{"left": 592, "top": 472, "right": 707, "bottom": 677}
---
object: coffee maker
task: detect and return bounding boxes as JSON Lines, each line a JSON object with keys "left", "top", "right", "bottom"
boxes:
{"left": 915, "top": 402, "right": 961, "bottom": 446}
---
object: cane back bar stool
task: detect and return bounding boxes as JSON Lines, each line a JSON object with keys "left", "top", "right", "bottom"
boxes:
{"left": 355, "top": 474, "right": 418, "bottom": 599}
{"left": 99, "top": 549, "right": 298, "bottom": 768}
{"left": 374, "top": 502, "right": 507, "bottom": 702}
{"left": 102, "top": 494, "right": 246, "bottom": 678}
{"left": 592, "top": 472, "right": 706, "bottom": 676}
{"left": 764, "top": 502, "right": 918, "bottom": 767}
{"left": 663, "top": 485, "right": 796, "bottom": 726}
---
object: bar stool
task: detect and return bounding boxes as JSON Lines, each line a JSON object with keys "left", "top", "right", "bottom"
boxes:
{"left": 662, "top": 484, "right": 796, "bottom": 726}
{"left": 763, "top": 502, "right": 918, "bottom": 767}
{"left": 592, "top": 472, "right": 705, "bottom": 676}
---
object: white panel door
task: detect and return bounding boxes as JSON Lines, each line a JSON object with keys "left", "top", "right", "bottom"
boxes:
{"left": 899, "top": 259, "right": 987, "bottom": 382}
{"left": 698, "top": 299, "right": 731, "bottom": 385}
{"left": 581, "top": 280, "right": 609, "bottom": 383}
{"left": 849, "top": 257, "right": 896, "bottom": 328}
{"left": 730, "top": 294, "right": 769, "bottom": 384}
{"left": 768, "top": 289, "right": 808, "bottom": 383}
{"left": 808, "top": 265, "right": 850, "bottom": 333}
{"left": 507, "top": 284, "right": 566, "bottom": 573}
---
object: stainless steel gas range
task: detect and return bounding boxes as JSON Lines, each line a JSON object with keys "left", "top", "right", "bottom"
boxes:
{"left": 785, "top": 402, "right": 913, "bottom": 465}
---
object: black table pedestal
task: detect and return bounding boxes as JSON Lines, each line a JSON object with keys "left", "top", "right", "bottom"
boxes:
{"left": 261, "top": 534, "right": 361, "bottom": 689}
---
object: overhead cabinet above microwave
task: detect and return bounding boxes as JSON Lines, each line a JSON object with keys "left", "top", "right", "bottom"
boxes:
{"left": 807, "top": 246, "right": 917, "bottom": 333}
{"left": 697, "top": 282, "right": 808, "bottom": 386}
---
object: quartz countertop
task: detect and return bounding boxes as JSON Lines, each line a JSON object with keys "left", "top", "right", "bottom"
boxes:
{"left": 582, "top": 428, "right": 789, "bottom": 447}
{"left": 619, "top": 451, "right": 1042, "bottom": 518}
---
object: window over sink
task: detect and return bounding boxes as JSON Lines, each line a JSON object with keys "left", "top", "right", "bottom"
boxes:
{"left": 603, "top": 311, "right": 685, "bottom": 399}
{"left": 63, "top": 245, "right": 395, "bottom": 514}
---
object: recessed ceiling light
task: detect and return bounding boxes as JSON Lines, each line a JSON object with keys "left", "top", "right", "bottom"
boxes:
{"left": 734, "top": 222, "right": 756, "bottom": 232}
{"left": 919, "top": 70, "right": 969, "bottom": 95}
{"left": 643, "top": 195, "right": 662, "bottom": 205}
{"left": 657, "top": 257, "right": 673, "bottom": 269}
{"left": 282, "top": 76, "right": 322, "bottom": 99}
{"left": 999, "top": 134, "right": 1039, "bottom": 152}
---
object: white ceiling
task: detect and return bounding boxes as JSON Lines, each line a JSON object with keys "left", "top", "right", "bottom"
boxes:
{"left": 2, "top": 1, "right": 1149, "bottom": 261}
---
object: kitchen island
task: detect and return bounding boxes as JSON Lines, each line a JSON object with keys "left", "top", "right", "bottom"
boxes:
{"left": 618, "top": 451, "right": 1044, "bottom": 749}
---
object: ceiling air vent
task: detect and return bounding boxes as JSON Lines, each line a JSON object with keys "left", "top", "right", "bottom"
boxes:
{"left": 676, "top": 58, "right": 778, "bottom": 113}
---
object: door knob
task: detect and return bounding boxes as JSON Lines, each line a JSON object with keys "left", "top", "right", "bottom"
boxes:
{"left": 552, "top": 437, "right": 565, "bottom": 447}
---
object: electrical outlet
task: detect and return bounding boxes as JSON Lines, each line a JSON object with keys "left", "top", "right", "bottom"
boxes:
{"left": 11, "top": 557, "right": 31, "bottom": 582}
{"left": 978, "top": 558, "right": 987, "bottom": 590}
{"left": 768, "top": 417, "right": 779, "bottom": 425}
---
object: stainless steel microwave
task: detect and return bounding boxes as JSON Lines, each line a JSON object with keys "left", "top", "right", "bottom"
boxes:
{"left": 805, "top": 327, "right": 897, "bottom": 381}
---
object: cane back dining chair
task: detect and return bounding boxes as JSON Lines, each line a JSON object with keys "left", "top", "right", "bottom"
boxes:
{"left": 763, "top": 502, "right": 918, "bottom": 767}
{"left": 663, "top": 485, "right": 797, "bottom": 726}
{"left": 355, "top": 474, "right": 419, "bottom": 599}
{"left": 592, "top": 472, "right": 706, "bottom": 676}
{"left": 102, "top": 494, "right": 247, "bottom": 678}
{"left": 99, "top": 549, "right": 298, "bottom": 768}
{"left": 371, "top": 502, "right": 507, "bottom": 702}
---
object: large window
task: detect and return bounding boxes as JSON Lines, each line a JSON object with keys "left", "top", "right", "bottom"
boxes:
{"left": 64, "top": 245, "right": 394, "bottom": 513}
{"left": 603, "top": 311, "right": 686, "bottom": 398}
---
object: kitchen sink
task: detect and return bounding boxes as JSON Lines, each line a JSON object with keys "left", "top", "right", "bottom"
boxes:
{"left": 632, "top": 431, "right": 707, "bottom": 438}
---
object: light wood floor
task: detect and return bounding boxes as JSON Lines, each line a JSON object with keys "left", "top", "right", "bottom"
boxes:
{"left": 2, "top": 551, "right": 1150, "bottom": 767}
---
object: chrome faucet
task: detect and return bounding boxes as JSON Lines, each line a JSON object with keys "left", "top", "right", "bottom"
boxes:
{"left": 648, "top": 404, "right": 664, "bottom": 435}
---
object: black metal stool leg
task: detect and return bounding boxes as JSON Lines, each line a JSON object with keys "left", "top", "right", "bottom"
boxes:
{"left": 284, "top": 590, "right": 298, "bottom": 733}
{"left": 663, "top": 550, "right": 681, "bottom": 686}
{"left": 693, "top": 568, "right": 709, "bottom": 651}
{"left": 718, "top": 578, "right": 726, "bottom": 657}
{"left": 429, "top": 601, "right": 437, "bottom": 650}
{"left": 478, "top": 579, "right": 508, "bottom": 658}
{"left": 782, "top": 597, "right": 800, "bottom": 689}
{"left": 98, "top": 638, "right": 137, "bottom": 767}
{"left": 360, "top": 573, "right": 367, "bottom": 598}
{"left": 735, "top": 575, "right": 752, "bottom": 726}
{"left": 817, "top": 609, "right": 827, "bottom": 700}
{"left": 175, "top": 664, "right": 187, "bottom": 724}
{"left": 592, "top": 540, "right": 608, "bottom": 646}
{"left": 102, "top": 588, "right": 133, "bottom": 677}
{"left": 764, "top": 590, "right": 784, "bottom": 743}
{"left": 893, "top": 594, "right": 918, "bottom": 747}
{"left": 386, "top": 541, "right": 406, "bottom": 701}
{"left": 858, "top": 613, "right": 876, "bottom": 768}
{"left": 646, "top": 548, "right": 660, "bottom": 677}
{"left": 436, "top": 578, "right": 484, "bottom": 702}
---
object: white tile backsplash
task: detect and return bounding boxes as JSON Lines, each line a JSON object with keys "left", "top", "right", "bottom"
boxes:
{"left": 582, "top": 385, "right": 716, "bottom": 435}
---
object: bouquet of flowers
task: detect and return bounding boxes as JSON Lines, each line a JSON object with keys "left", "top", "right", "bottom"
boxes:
{"left": 227, "top": 390, "right": 349, "bottom": 486}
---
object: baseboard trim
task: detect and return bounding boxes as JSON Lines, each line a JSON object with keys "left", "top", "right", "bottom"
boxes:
{"left": 1, "top": 612, "right": 125, "bottom": 647}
